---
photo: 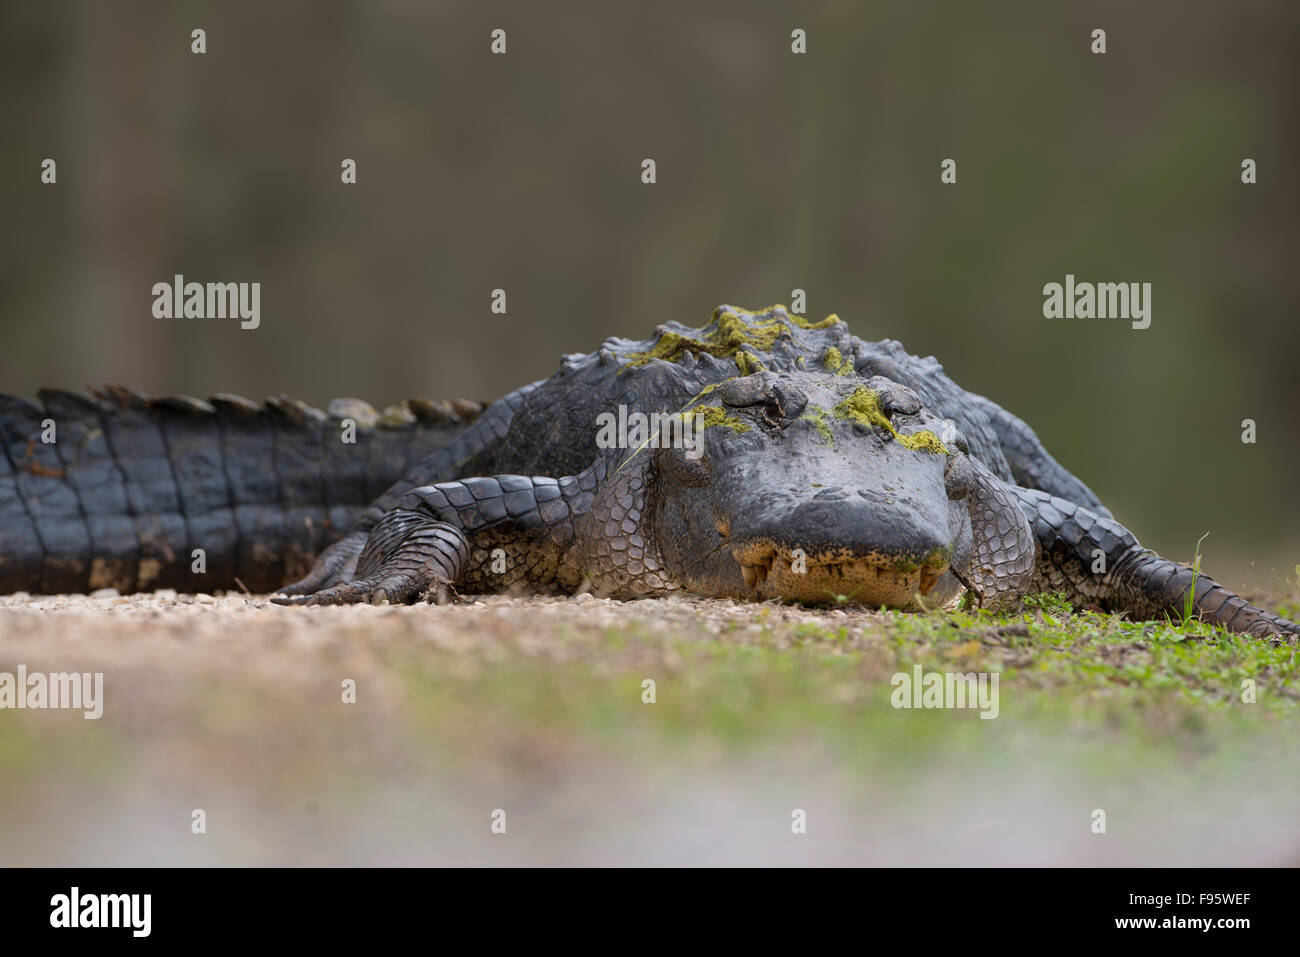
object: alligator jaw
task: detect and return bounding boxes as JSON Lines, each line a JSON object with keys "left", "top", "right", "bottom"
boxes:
{"left": 732, "top": 543, "right": 950, "bottom": 607}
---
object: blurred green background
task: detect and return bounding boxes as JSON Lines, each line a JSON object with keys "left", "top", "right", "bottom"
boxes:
{"left": 2, "top": 0, "right": 1296, "bottom": 583}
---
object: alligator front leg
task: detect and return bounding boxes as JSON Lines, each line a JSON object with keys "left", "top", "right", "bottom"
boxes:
{"left": 273, "top": 456, "right": 672, "bottom": 607}
{"left": 273, "top": 472, "right": 580, "bottom": 606}
{"left": 1013, "top": 487, "right": 1299, "bottom": 638}
{"left": 950, "top": 458, "right": 1037, "bottom": 610}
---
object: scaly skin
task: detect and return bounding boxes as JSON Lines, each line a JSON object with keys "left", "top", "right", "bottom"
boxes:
{"left": 0, "top": 388, "right": 484, "bottom": 593}
{"left": 2, "top": 305, "right": 1295, "bottom": 639}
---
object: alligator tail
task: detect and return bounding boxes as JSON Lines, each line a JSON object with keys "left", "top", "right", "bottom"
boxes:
{"left": 1013, "top": 487, "right": 1299, "bottom": 638}
{"left": 0, "top": 388, "right": 482, "bottom": 595}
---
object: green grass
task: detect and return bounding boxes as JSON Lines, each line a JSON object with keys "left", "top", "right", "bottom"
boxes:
{"left": 2, "top": 594, "right": 1297, "bottom": 864}
{"left": 385, "top": 593, "right": 1300, "bottom": 774}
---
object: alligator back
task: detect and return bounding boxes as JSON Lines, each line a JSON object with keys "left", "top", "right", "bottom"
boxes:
{"left": 0, "top": 389, "right": 481, "bottom": 594}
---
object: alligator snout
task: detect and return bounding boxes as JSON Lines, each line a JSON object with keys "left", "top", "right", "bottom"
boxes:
{"left": 727, "top": 487, "right": 954, "bottom": 607}
{"left": 731, "top": 541, "right": 951, "bottom": 607}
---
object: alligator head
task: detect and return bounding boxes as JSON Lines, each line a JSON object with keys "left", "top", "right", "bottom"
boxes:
{"left": 635, "top": 369, "right": 1031, "bottom": 609}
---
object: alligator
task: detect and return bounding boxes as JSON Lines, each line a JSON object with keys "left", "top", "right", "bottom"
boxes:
{"left": 0, "top": 304, "right": 1294, "bottom": 638}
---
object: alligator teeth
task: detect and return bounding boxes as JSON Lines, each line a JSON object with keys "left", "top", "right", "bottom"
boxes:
{"left": 740, "top": 554, "right": 774, "bottom": 589}
{"left": 735, "top": 551, "right": 949, "bottom": 599}
{"left": 919, "top": 566, "right": 943, "bottom": 595}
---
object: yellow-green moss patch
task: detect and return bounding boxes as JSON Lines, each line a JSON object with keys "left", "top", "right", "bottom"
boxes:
{"left": 821, "top": 346, "right": 853, "bottom": 375}
{"left": 832, "top": 387, "right": 948, "bottom": 454}
{"left": 896, "top": 430, "right": 948, "bottom": 454}
{"left": 626, "top": 308, "right": 844, "bottom": 367}
{"left": 832, "top": 387, "right": 891, "bottom": 430}
{"left": 734, "top": 350, "right": 765, "bottom": 375}
{"left": 788, "top": 311, "right": 840, "bottom": 330}
{"left": 691, "top": 406, "right": 751, "bottom": 433}
{"left": 799, "top": 406, "right": 835, "bottom": 445}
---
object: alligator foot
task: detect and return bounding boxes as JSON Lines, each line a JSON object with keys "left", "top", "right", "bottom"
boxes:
{"left": 273, "top": 509, "right": 469, "bottom": 606}
{"left": 1013, "top": 487, "right": 1300, "bottom": 639}
{"left": 278, "top": 529, "right": 370, "bottom": 595}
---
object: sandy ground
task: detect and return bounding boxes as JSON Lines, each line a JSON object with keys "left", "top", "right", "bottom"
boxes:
{"left": 1, "top": 591, "right": 1297, "bottom": 866}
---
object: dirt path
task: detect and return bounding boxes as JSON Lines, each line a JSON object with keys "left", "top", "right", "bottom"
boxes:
{"left": 1, "top": 592, "right": 1297, "bottom": 865}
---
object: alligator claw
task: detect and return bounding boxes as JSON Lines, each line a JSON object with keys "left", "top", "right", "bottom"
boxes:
{"left": 271, "top": 565, "right": 450, "bottom": 607}
{"left": 272, "top": 572, "right": 423, "bottom": 606}
{"left": 278, "top": 529, "right": 368, "bottom": 595}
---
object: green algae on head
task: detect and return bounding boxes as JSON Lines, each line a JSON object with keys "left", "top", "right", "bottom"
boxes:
{"left": 626, "top": 307, "right": 843, "bottom": 367}
{"left": 832, "top": 387, "right": 948, "bottom": 454}
{"left": 690, "top": 405, "right": 751, "bottom": 434}
{"left": 895, "top": 429, "right": 948, "bottom": 454}
{"left": 832, "top": 387, "right": 891, "bottom": 431}
{"left": 733, "top": 350, "right": 765, "bottom": 376}
{"left": 821, "top": 346, "right": 853, "bottom": 376}
{"left": 799, "top": 405, "right": 835, "bottom": 446}
{"left": 788, "top": 311, "right": 840, "bottom": 331}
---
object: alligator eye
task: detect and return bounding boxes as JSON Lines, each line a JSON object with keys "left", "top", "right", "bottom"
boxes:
{"left": 760, "top": 393, "right": 784, "bottom": 427}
